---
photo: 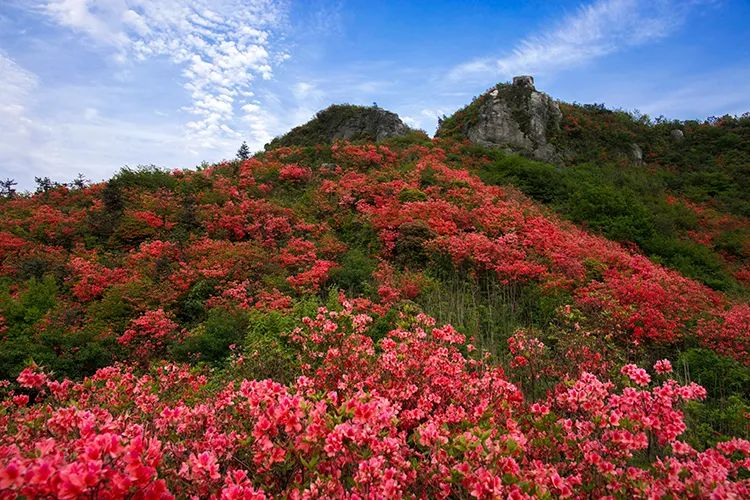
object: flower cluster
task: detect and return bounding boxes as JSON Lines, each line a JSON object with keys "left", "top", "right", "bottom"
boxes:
{"left": 117, "top": 309, "right": 182, "bottom": 361}
{"left": 278, "top": 164, "right": 313, "bottom": 182}
{"left": 2, "top": 307, "right": 748, "bottom": 498}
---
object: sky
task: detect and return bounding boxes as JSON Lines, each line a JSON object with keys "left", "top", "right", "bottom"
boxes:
{"left": 1, "top": 0, "right": 749, "bottom": 190}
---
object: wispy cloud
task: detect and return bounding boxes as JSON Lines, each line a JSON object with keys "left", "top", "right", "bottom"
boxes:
{"left": 37, "top": 0, "right": 289, "bottom": 149}
{"left": 449, "top": 0, "right": 706, "bottom": 82}
{"left": 0, "top": 53, "right": 49, "bottom": 181}
{"left": 0, "top": 48, "right": 279, "bottom": 191}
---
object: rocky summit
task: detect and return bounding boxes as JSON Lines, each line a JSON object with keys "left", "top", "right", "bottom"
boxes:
{"left": 437, "top": 75, "right": 563, "bottom": 162}
{"left": 265, "top": 103, "right": 412, "bottom": 149}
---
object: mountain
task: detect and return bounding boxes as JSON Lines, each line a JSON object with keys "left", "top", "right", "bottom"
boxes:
{"left": 438, "top": 77, "right": 750, "bottom": 297}
{"left": 1, "top": 88, "right": 750, "bottom": 497}
{"left": 265, "top": 103, "right": 415, "bottom": 149}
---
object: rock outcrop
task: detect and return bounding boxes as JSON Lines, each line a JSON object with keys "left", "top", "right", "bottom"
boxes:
{"left": 266, "top": 104, "right": 411, "bottom": 149}
{"left": 630, "top": 143, "right": 644, "bottom": 165}
{"left": 438, "top": 76, "right": 563, "bottom": 162}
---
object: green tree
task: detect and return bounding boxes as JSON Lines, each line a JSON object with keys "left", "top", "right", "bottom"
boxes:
{"left": 236, "top": 141, "right": 251, "bottom": 160}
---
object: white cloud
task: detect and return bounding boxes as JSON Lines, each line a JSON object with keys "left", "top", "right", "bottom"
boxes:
{"left": 401, "top": 115, "right": 419, "bottom": 128}
{"left": 0, "top": 52, "right": 37, "bottom": 121}
{"left": 0, "top": 53, "right": 50, "bottom": 183}
{"left": 0, "top": 51, "right": 250, "bottom": 190}
{"left": 449, "top": 0, "right": 707, "bottom": 82}
{"left": 38, "top": 0, "right": 289, "bottom": 148}
{"left": 292, "top": 82, "right": 323, "bottom": 101}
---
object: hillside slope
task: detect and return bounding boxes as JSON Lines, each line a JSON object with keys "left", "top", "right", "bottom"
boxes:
{"left": 438, "top": 80, "right": 750, "bottom": 296}
{"left": 1, "top": 130, "right": 749, "bottom": 494}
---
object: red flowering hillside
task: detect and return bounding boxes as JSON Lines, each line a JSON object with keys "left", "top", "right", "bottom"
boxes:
{"left": 1, "top": 137, "right": 749, "bottom": 497}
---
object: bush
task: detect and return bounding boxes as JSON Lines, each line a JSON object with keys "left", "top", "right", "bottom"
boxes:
{"left": 240, "top": 309, "right": 302, "bottom": 384}
{"left": 111, "top": 165, "right": 177, "bottom": 191}
{"left": 393, "top": 221, "right": 434, "bottom": 269}
{"left": 328, "top": 248, "right": 377, "bottom": 295}
{"left": 173, "top": 307, "right": 250, "bottom": 364}
{"left": 679, "top": 348, "right": 750, "bottom": 447}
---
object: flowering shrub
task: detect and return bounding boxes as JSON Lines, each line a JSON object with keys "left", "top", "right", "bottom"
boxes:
{"left": 117, "top": 309, "right": 182, "bottom": 362}
{"left": 286, "top": 259, "right": 337, "bottom": 292}
{"left": 2, "top": 309, "right": 749, "bottom": 498}
{"left": 69, "top": 257, "right": 131, "bottom": 302}
{"left": 698, "top": 304, "right": 750, "bottom": 364}
{"left": 278, "top": 164, "right": 313, "bottom": 183}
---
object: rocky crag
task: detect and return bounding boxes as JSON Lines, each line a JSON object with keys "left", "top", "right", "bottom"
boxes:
{"left": 437, "top": 75, "right": 563, "bottom": 162}
{"left": 266, "top": 104, "right": 412, "bottom": 149}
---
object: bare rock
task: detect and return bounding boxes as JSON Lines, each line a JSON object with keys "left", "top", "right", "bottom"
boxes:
{"left": 512, "top": 75, "right": 535, "bottom": 88}
{"left": 671, "top": 129, "right": 685, "bottom": 141}
{"left": 630, "top": 143, "right": 643, "bottom": 165}
{"left": 464, "top": 76, "right": 562, "bottom": 162}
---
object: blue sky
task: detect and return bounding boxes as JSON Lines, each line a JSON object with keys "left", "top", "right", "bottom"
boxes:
{"left": 1, "top": 0, "right": 749, "bottom": 189}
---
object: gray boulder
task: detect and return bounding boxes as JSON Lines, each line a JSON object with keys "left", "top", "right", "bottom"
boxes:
{"left": 630, "top": 143, "right": 644, "bottom": 165}
{"left": 671, "top": 129, "right": 685, "bottom": 141}
{"left": 464, "top": 76, "right": 563, "bottom": 162}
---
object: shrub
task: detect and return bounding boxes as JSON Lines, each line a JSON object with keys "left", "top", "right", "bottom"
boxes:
{"left": 173, "top": 307, "right": 249, "bottom": 364}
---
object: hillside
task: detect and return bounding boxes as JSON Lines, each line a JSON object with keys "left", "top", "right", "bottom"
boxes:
{"left": 438, "top": 79, "right": 750, "bottom": 296}
{"left": 2, "top": 130, "right": 750, "bottom": 496}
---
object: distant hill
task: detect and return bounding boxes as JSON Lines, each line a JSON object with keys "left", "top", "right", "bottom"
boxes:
{"left": 265, "top": 104, "right": 414, "bottom": 149}
{"left": 438, "top": 78, "right": 750, "bottom": 212}
{"left": 436, "top": 76, "right": 750, "bottom": 295}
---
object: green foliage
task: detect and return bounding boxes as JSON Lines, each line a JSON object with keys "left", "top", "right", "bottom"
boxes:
{"left": 236, "top": 141, "right": 251, "bottom": 160}
{"left": 679, "top": 349, "right": 750, "bottom": 448}
{"left": 87, "top": 287, "right": 135, "bottom": 334}
{"left": 111, "top": 165, "right": 178, "bottom": 191}
{"left": 417, "top": 269, "right": 567, "bottom": 358}
{"left": 477, "top": 152, "right": 743, "bottom": 293}
{"left": 398, "top": 188, "right": 428, "bottom": 203}
{"left": 334, "top": 215, "right": 381, "bottom": 254}
{"left": 265, "top": 104, "right": 415, "bottom": 149}
{"left": 0, "top": 276, "right": 58, "bottom": 338}
{"left": 237, "top": 300, "right": 320, "bottom": 383}
{"left": 643, "top": 237, "right": 734, "bottom": 291}
{"left": 393, "top": 221, "right": 434, "bottom": 270}
{"left": 329, "top": 248, "right": 377, "bottom": 295}
{"left": 680, "top": 348, "right": 750, "bottom": 398}
{"left": 240, "top": 310, "right": 301, "bottom": 384}
{"left": 714, "top": 230, "right": 749, "bottom": 259}
{"left": 566, "top": 183, "right": 655, "bottom": 243}
{"left": 0, "top": 276, "right": 114, "bottom": 379}
{"left": 173, "top": 308, "right": 250, "bottom": 364}
{"left": 177, "top": 280, "right": 218, "bottom": 324}
{"left": 381, "top": 129, "right": 432, "bottom": 148}
{"left": 36, "top": 327, "right": 116, "bottom": 379}
{"left": 477, "top": 154, "right": 564, "bottom": 203}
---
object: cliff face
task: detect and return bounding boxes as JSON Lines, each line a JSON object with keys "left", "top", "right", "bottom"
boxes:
{"left": 437, "top": 76, "right": 563, "bottom": 162}
{"left": 266, "top": 104, "right": 411, "bottom": 149}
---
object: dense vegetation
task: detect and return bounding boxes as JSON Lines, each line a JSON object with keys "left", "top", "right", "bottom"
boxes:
{"left": 264, "top": 104, "right": 419, "bottom": 149}
{"left": 1, "top": 127, "right": 749, "bottom": 496}
{"left": 438, "top": 85, "right": 750, "bottom": 297}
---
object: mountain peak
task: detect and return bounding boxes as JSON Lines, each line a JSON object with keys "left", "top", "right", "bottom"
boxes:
{"left": 266, "top": 104, "right": 412, "bottom": 149}
{"left": 437, "top": 77, "right": 563, "bottom": 162}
